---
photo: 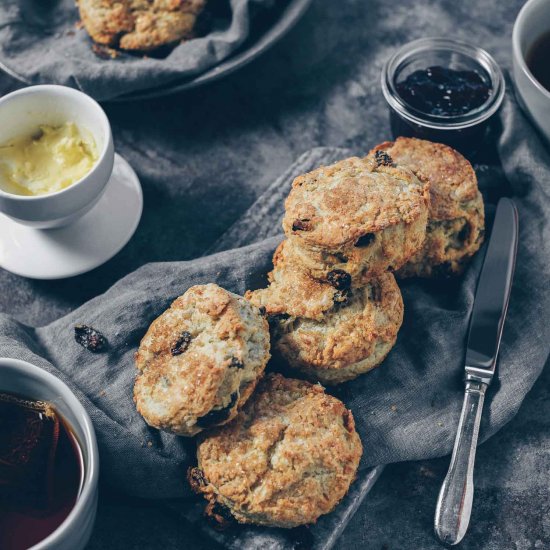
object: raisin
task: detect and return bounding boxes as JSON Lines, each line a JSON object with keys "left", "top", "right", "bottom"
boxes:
{"left": 375, "top": 150, "right": 394, "bottom": 167}
{"left": 230, "top": 357, "right": 244, "bottom": 369}
{"left": 333, "top": 288, "right": 351, "bottom": 306}
{"left": 196, "top": 392, "right": 238, "bottom": 428}
{"left": 258, "top": 306, "right": 267, "bottom": 317}
{"left": 268, "top": 312, "right": 290, "bottom": 329}
{"left": 187, "top": 467, "right": 207, "bottom": 494}
{"left": 205, "top": 501, "right": 235, "bottom": 530}
{"left": 171, "top": 331, "right": 192, "bottom": 356}
{"left": 74, "top": 325, "right": 107, "bottom": 353}
{"left": 292, "top": 219, "right": 312, "bottom": 231}
{"left": 327, "top": 269, "right": 351, "bottom": 290}
{"left": 334, "top": 252, "right": 348, "bottom": 263}
{"left": 355, "top": 233, "right": 375, "bottom": 247}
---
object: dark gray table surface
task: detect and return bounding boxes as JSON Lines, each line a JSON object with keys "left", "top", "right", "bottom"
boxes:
{"left": 1, "top": 0, "right": 548, "bottom": 548}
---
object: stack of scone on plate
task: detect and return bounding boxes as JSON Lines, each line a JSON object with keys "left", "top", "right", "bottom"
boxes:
{"left": 133, "top": 137, "right": 484, "bottom": 530}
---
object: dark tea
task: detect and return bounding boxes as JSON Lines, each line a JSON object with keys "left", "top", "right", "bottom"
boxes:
{"left": 527, "top": 31, "right": 550, "bottom": 92}
{"left": 0, "top": 393, "right": 83, "bottom": 550}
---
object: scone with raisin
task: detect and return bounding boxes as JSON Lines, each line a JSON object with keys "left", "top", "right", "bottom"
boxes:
{"left": 282, "top": 155, "right": 430, "bottom": 284}
{"left": 134, "top": 284, "right": 270, "bottom": 437}
{"left": 369, "top": 138, "right": 485, "bottom": 278}
{"left": 245, "top": 240, "right": 351, "bottom": 322}
{"left": 189, "top": 374, "right": 362, "bottom": 528}
{"left": 78, "top": 0, "right": 206, "bottom": 51}
{"left": 250, "top": 270, "right": 403, "bottom": 385}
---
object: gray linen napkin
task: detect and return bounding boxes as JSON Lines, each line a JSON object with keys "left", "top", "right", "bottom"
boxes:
{"left": 0, "top": 89, "right": 548, "bottom": 539}
{"left": 0, "top": 0, "right": 273, "bottom": 101}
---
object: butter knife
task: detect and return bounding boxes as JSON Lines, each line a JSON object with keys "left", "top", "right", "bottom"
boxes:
{"left": 434, "top": 197, "right": 518, "bottom": 546}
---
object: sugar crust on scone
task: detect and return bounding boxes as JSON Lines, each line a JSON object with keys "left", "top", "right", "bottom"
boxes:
{"left": 271, "top": 273, "right": 403, "bottom": 384}
{"left": 134, "top": 283, "right": 270, "bottom": 436}
{"left": 191, "top": 373, "right": 363, "bottom": 528}
{"left": 282, "top": 156, "right": 430, "bottom": 281}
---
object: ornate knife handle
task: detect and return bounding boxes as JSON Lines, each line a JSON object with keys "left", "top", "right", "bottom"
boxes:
{"left": 434, "top": 380, "right": 487, "bottom": 546}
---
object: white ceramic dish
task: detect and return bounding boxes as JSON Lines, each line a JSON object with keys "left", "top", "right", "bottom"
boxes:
{"left": 513, "top": 0, "right": 550, "bottom": 143}
{"left": 0, "top": 85, "right": 114, "bottom": 228}
{"left": 0, "top": 153, "right": 143, "bottom": 280}
{"left": 0, "top": 357, "right": 99, "bottom": 550}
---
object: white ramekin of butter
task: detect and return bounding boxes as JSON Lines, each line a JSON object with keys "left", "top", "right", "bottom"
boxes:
{"left": 0, "top": 85, "right": 143, "bottom": 280}
{"left": 0, "top": 85, "right": 114, "bottom": 228}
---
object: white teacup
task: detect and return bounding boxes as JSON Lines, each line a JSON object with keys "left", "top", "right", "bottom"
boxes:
{"left": 513, "top": 0, "right": 550, "bottom": 143}
{"left": 0, "top": 85, "right": 114, "bottom": 228}
{"left": 0, "top": 357, "right": 99, "bottom": 550}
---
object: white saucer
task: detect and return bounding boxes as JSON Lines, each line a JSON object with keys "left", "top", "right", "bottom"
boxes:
{"left": 0, "top": 154, "right": 143, "bottom": 280}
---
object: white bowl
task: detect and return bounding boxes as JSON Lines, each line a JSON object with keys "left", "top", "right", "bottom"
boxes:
{"left": 0, "top": 357, "right": 99, "bottom": 550}
{"left": 513, "top": 0, "right": 550, "bottom": 143}
{"left": 0, "top": 85, "right": 114, "bottom": 228}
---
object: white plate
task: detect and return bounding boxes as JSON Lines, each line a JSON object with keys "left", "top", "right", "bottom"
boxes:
{"left": 0, "top": 153, "right": 142, "bottom": 280}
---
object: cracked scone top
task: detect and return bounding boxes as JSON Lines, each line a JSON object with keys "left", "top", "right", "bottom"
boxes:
{"left": 134, "top": 284, "right": 270, "bottom": 437}
{"left": 282, "top": 155, "right": 430, "bottom": 281}
{"left": 270, "top": 273, "right": 403, "bottom": 385}
{"left": 78, "top": 0, "right": 206, "bottom": 51}
{"left": 190, "top": 373, "right": 362, "bottom": 528}
{"left": 369, "top": 138, "right": 485, "bottom": 278}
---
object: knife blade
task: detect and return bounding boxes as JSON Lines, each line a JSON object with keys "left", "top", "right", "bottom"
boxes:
{"left": 465, "top": 197, "right": 519, "bottom": 379}
{"left": 434, "top": 197, "right": 518, "bottom": 546}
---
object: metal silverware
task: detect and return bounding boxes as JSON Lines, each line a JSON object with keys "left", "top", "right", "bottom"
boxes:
{"left": 434, "top": 197, "right": 519, "bottom": 545}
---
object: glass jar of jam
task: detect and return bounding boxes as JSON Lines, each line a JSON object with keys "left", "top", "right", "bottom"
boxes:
{"left": 381, "top": 38, "right": 505, "bottom": 153}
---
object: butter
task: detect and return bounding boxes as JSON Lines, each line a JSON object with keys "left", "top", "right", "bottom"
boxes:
{"left": 0, "top": 122, "right": 98, "bottom": 196}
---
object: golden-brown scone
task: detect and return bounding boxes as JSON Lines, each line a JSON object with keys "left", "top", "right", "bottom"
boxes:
{"left": 77, "top": 0, "right": 206, "bottom": 51}
{"left": 270, "top": 273, "right": 403, "bottom": 385}
{"left": 368, "top": 138, "right": 485, "bottom": 278}
{"left": 282, "top": 155, "right": 430, "bottom": 283}
{"left": 245, "top": 240, "right": 349, "bottom": 321}
{"left": 134, "top": 284, "right": 270, "bottom": 437}
{"left": 189, "top": 373, "right": 362, "bottom": 528}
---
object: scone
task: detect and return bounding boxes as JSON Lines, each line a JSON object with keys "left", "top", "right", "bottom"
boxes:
{"left": 189, "top": 374, "right": 362, "bottom": 528}
{"left": 78, "top": 0, "right": 206, "bottom": 51}
{"left": 245, "top": 240, "right": 350, "bottom": 322}
{"left": 282, "top": 155, "right": 430, "bottom": 283}
{"left": 369, "top": 138, "right": 485, "bottom": 278}
{"left": 134, "top": 284, "right": 270, "bottom": 437}
{"left": 268, "top": 273, "right": 403, "bottom": 384}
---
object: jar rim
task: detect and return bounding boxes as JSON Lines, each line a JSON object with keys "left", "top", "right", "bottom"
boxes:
{"left": 381, "top": 37, "right": 505, "bottom": 130}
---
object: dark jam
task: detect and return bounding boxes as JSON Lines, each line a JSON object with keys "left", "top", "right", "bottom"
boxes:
{"left": 527, "top": 31, "right": 550, "bottom": 93}
{"left": 396, "top": 66, "right": 491, "bottom": 117}
{"left": 0, "top": 393, "right": 83, "bottom": 550}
